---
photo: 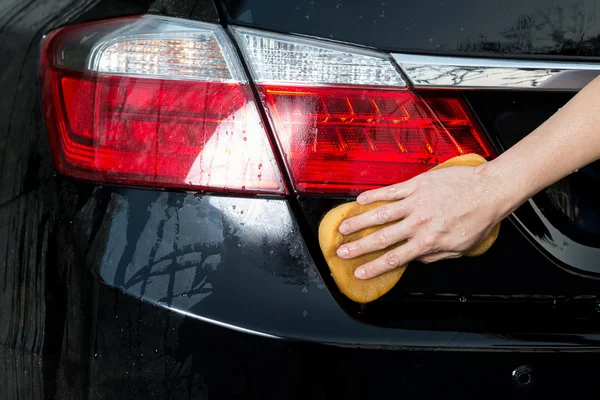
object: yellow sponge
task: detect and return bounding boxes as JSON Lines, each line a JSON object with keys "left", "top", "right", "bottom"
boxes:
{"left": 318, "top": 154, "right": 500, "bottom": 303}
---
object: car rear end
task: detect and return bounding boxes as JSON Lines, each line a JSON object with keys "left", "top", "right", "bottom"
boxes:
{"left": 4, "top": 0, "right": 600, "bottom": 398}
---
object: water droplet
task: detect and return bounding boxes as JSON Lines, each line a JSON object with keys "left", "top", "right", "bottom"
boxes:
{"left": 302, "top": 287, "right": 308, "bottom": 293}
{"left": 459, "top": 296, "right": 467, "bottom": 303}
{"left": 302, "top": 310, "right": 308, "bottom": 317}
{"left": 94, "top": 353, "right": 98, "bottom": 358}
{"left": 154, "top": 348, "right": 159, "bottom": 353}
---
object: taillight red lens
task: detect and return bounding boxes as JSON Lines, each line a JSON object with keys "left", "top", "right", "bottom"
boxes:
{"left": 260, "top": 85, "right": 494, "bottom": 194}
{"left": 41, "top": 18, "right": 495, "bottom": 197}
{"left": 40, "top": 17, "right": 285, "bottom": 194}
{"left": 422, "top": 95, "right": 492, "bottom": 159}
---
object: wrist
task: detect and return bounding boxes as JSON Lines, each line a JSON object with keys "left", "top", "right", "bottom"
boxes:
{"left": 474, "top": 157, "right": 527, "bottom": 222}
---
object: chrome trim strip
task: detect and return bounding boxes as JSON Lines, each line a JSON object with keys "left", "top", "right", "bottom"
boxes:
{"left": 164, "top": 306, "right": 283, "bottom": 339}
{"left": 392, "top": 53, "right": 600, "bottom": 90}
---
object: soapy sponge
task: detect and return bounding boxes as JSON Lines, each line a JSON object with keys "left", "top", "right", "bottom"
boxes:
{"left": 318, "top": 154, "right": 500, "bottom": 303}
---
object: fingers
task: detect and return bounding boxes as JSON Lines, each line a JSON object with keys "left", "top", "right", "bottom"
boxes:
{"left": 354, "top": 239, "right": 423, "bottom": 279}
{"left": 337, "top": 217, "right": 415, "bottom": 259}
{"left": 339, "top": 201, "right": 410, "bottom": 235}
{"left": 356, "top": 179, "right": 417, "bottom": 205}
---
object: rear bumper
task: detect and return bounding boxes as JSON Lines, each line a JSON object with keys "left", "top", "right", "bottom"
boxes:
{"left": 79, "top": 283, "right": 600, "bottom": 398}
{"left": 5, "top": 283, "right": 600, "bottom": 399}
{"left": 80, "top": 186, "right": 600, "bottom": 350}
{"left": 6, "top": 180, "right": 600, "bottom": 399}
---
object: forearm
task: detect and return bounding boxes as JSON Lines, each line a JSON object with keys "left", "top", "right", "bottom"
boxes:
{"left": 482, "top": 75, "right": 600, "bottom": 218}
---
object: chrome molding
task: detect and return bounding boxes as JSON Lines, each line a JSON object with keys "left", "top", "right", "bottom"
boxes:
{"left": 166, "top": 306, "right": 282, "bottom": 339}
{"left": 392, "top": 53, "right": 600, "bottom": 90}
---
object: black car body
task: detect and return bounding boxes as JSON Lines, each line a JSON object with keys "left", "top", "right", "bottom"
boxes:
{"left": 4, "top": 0, "right": 600, "bottom": 398}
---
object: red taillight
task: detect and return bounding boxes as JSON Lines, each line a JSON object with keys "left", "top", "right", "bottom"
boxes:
{"left": 259, "top": 85, "right": 493, "bottom": 194}
{"left": 422, "top": 95, "right": 492, "bottom": 158}
{"left": 234, "top": 27, "right": 495, "bottom": 195}
{"left": 40, "top": 16, "right": 285, "bottom": 194}
{"left": 40, "top": 17, "right": 495, "bottom": 197}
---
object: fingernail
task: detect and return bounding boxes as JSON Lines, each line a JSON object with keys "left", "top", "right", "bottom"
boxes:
{"left": 337, "top": 247, "right": 349, "bottom": 257}
{"left": 339, "top": 222, "right": 349, "bottom": 234}
{"left": 355, "top": 268, "right": 366, "bottom": 279}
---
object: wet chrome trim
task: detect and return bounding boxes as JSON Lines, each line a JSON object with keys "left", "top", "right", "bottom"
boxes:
{"left": 165, "top": 306, "right": 283, "bottom": 339}
{"left": 392, "top": 53, "right": 600, "bottom": 90}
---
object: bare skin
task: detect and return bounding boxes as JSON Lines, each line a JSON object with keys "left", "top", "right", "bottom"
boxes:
{"left": 337, "top": 75, "right": 600, "bottom": 280}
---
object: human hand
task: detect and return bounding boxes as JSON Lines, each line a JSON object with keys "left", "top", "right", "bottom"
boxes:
{"left": 336, "top": 164, "right": 509, "bottom": 279}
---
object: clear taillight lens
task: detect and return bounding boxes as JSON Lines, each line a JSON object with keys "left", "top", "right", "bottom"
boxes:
{"left": 40, "top": 16, "right": 285, "bottom": 194}
{"left": 234, "top": 27, "right": 494, "bottom": 194}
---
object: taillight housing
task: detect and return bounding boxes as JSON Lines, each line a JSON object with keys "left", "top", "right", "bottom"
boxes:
{"left": 40, "top": 16, "right": 285, "bottom": 194}
{"left": 234, "top": 27, "right": 495, "bottom": 194}
{"left": 40, "top": 16, "right": 495, "bottom": 197}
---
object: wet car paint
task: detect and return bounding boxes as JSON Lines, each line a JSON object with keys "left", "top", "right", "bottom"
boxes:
{"left": 223, "top": 0, "right": 600, "bottom": 60}
{"left": 5, "top": 180, "right": 600, "bottom": 399}
{"left": 7, "top": 282, "right": 600, "bottom": 399}
{"left": 78, "top": 187, "right": 600, "bottom": 340}
{"left": 4, "top": 0, "right": 600, "bottom": 398}
{"left": 467, "top": 90, "right": 600, "bottom": 277}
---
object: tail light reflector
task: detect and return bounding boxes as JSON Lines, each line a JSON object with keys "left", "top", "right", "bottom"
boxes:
{"left": 234, "top": 28, "right": 495, "bottom": 194}
{"left": 40, "top": 16, "right": 285, "bottom": 194}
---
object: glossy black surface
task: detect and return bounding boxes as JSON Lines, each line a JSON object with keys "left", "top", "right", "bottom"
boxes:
{"left": 223, "top": 0, "right": 600, "bottom": 60}
{"left": 80, "top": 188, "right": 600, "bottom": 337}
{"left": 300, "top": 195, "right": 600, "bottom": 327}
{"left": 8, "top": 283, "right": 600, "bottom": 399}
{"left": 74, "top": 0, "right": 219, "bottom": 24}
{"left": 0, "top": 2, "right": 100, "bottom": 398}
{"left": 4, "top": 0, "right": 600, "bottom": 398}
{"left": 468, "top": 91, "right": 600, "bottom": 276}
